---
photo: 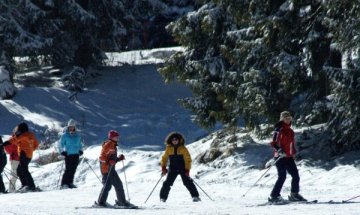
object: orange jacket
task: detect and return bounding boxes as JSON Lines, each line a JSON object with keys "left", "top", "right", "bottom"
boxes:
{"left": 8, "top": 132, "right": 39, "bottom": 159}
{"left": 99, "top": 139, "right": 118, "bottom": 174}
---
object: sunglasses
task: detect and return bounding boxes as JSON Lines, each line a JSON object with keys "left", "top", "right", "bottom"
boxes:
{"left": 69, "top": 127, "right": 76, "bottom": 132}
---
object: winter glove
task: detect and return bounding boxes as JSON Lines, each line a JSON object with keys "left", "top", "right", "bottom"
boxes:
{"left": 108, "top": 159, "right": 116, "bottom": 166}
{"left": 295, "top": 154, "right": 302, "bottom": 161}
{"left": 79, "top": 150, "right": 83, "bottom": 156}
{"left": 61, "top": 151, "right": 67, "bottom": 157}
{"left": 117, "top": 154, "right": 125, "bottom": 161}
{"left": 161, "top": 167, "right": 168, "bottom": 176}
{"left": 185, "top": 170, "right": 190, "bottom": 177}
{"left": 276, "top": 149, "right": 286, "bottom": 158}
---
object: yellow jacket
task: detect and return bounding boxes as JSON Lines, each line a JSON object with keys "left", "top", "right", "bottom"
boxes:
{"left": 160, "top": 132, "right": 192, "bottom": 171}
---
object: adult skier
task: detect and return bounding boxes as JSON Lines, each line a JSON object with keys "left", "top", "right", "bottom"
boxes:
{"left": 159, "top": 132, "right": 200, "bottom": 202}
{"left": 4, "top": 122, "right": 39, "bottom": 192}
{"left": 58, "top": 119, "right": 83, "bottom": 189}
{"left": 268, "top": 111, "right": 307, "bottom": 203}
{"left": 95, "top": 130, "right": 136, "bottom": 208}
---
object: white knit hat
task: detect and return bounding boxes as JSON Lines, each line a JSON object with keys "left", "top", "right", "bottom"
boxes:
{"left": 280, "top": 111, "right": 292, "bottom": 121}
{"left": 67, "top": 119, "right": 76, "bottom": 127}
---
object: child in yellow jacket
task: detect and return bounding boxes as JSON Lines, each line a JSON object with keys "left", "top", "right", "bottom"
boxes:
{"left": 159, "top": 132, "right": 200, "bottom": 202}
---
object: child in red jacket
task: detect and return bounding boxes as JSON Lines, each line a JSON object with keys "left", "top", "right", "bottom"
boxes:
{"left": 4, "top": 139, "right": 20, "bottom": 193}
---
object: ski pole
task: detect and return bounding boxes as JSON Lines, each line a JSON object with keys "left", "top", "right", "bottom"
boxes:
{"left": 262, "top": 164, "right": 312, "bottom": 185}
{"left": 343, "top": 195, "right": 360, "bottom": 203}
{"left": 192, "top": 178, "right": 214, "bottom": 201}
{"left": 122, "top": 160, "right": 130, "bottom": 201}
{"left": 144, "top": 174, "right": 163, "bottom": 204}
{"left": 4, "top": 167, "right": 19, "bottom": 179}
{"left": 57, "top": 160, "right": 65, "bottom": 188}
{"left": 83, "top": 158, "right": 102, "bottom": 183}
{"left": 242, "top": 156, "right": 282, "bottom": 197}
{"left": 3, "top": 171, "right": 16, "bottom": 192}
{"left": 98, "top": 165, "right": 114, "bottom": 203}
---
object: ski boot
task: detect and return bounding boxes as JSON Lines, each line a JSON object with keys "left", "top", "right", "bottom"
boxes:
{"left": 192, "top": 196, "right": 201, "bottom": 202}
{"left": 288, "top": 192, "right": 307, "bottom": 202}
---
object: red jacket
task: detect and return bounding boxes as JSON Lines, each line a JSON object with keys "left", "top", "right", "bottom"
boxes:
{"left": 4, "top": 143, "right": 20, "bottom": 161}
{"left": 271, "top": 122, "right": 296, "bottom": 157}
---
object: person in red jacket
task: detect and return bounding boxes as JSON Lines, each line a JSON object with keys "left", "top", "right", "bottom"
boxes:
{"left": 4, "top": 128, "right": 20, "bottom": 192}
{"left": 268, "top": 111, "right": 307, "bottom": 203}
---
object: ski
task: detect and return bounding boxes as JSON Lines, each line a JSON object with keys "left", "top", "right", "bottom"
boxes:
{"left": 16, "top": 187, "right": 42, "bottom": 194}
{"left": 75, "top": 201, "right": 141, "bottom": 210}
{"left": 256, "top": 200, "right": 317, "bottom": 206}
{"left": 255, "top": 199, "right": 360, "bottom": 207}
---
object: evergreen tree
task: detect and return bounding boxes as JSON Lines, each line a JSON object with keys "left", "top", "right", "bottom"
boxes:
{"left": 160, "top": 0, "right": 330, "bottom": 130}
{"left": 160, "top": 0, "right": 359, "bottom": 154}
{"left": 0, "top": 0, "right": 196, "bottom": 69}
{"left": 321, "top": 0, "right": 360, "bottom": 154}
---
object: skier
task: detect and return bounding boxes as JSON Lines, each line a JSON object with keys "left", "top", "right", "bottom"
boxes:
{"left": 0, "top": 136, "right": 8, "bottom": 194}
{"left": 3, "top": 127, "right": 20, "bottom": 192}
{"left": 58, "top": 119, "right": 83, "bottom": 189}
{"left": 268, "top": 111, "right": 307, "bottom": 203}
{"left": 3, "top": 122, "right": 39, "bottom": 192}
{"left": 95, "top": 130, "right": 136, "bottom": 208}
{"left": 159, "top": 132, "right": 200, "bottom": 202}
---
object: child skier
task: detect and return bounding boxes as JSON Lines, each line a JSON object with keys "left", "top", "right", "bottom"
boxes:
{"left": 58, "top": 119, "right": 83, "bottom": 189}
{"left": 4, "top": 128, "right": 20, "bottom": 192}
{"left": 268, "top": 111, "right": 307, "bottom": 203}
{"left": 159, "top": 132, "right": 200, "bottom": 202}
{"left": 95, "top": 130, "right": 136, "bottom": 208}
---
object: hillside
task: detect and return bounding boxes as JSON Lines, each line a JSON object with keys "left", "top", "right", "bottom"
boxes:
{"left": 0, "top": 49, "right": 359, "bottom": 215}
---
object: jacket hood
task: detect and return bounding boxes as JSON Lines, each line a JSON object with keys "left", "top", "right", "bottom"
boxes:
{"left": 165, "top": 132, "right": 185, "bottom": 146}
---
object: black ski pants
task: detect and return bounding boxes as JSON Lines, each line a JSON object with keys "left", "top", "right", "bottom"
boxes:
{"left": 270, "top": 157, "right": 300, "bottom": 197}
{"left": 0, "top": 154, "right": 6, "bottom": 193}
{"left": 98, "top": 165, "right": 126, "bottom": 204}
{"left": 17, "top": 151, "right": 35, "bottom": 189}
{"left": 160, "top": 169, "right": 199, "bottom": 200}
{"left": 61, "top": 154, "right": 80, "bottom": 186}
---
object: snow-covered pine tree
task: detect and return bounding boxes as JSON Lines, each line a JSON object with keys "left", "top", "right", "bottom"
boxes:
{"left": 160, "top": 1, "right": 330, "bottom": 130}
{"left": 160, "top": 3, "right": 233, "bottom": 128}
{"left": 0, "top": 0, "right": 53, "bottom": 64}
{"left": 1, "top": 0, "right": 196, "bottom": 69}
{"left": 320, "top": 0, "right": 360, "bottom": 154}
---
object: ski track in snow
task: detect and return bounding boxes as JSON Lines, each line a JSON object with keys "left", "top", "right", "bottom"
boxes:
{"left": 0, "top": 145, "right": 359, "bottom": 215}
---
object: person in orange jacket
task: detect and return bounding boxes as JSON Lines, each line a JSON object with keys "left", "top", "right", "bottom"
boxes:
{"left": 159, "top": 132, "right": 200, "bottom": 202}
{"left": 3, "top": 122, "right": 39, "bottom": 192}
{"left": 4, "top": 127, "right": 20, "bottom": 192}
{"left": 96, "top": 130, "right": 135, "bottom": 208}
